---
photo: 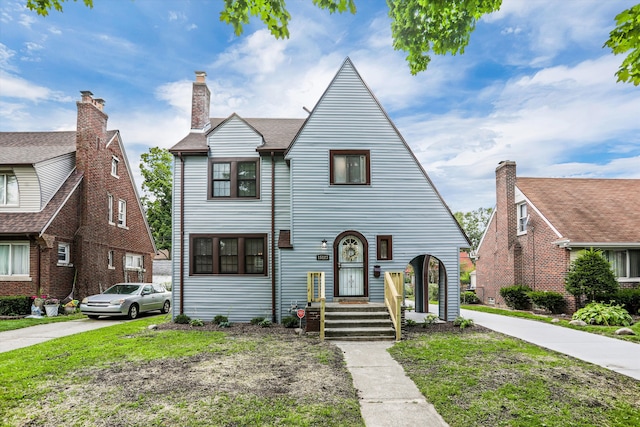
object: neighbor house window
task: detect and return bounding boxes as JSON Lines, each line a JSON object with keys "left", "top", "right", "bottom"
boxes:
{"left": 377, "top": 235, "right": 393, "bottom": 260}
{"left": 108, "top": 250, "right": 115, "bottom": 269}
{"left": 604, "top": 249, "right": 640, "bottom": 279}
{"left": 108, "top": 194, "right": 114, "bottom": 224}
{"left": 125, "top": 253, "right": 143, "bottom": 270}
{"left": 517, "top": 203, "right": 527, "bottom": 234}
{"left": 210, "top": 158, "right": 259, "bottom": 199}
{"left": 118, "top": 199, "right": 127, "bottom": 227}
{"left": 330, "top": 150, "right": 370, "bottom": 185}
{"left": 190, "top": 234, "right": 267, "bottom": 275}
{"left": 0, "top": 242, "right": 29, "bottom": 276}
{"left": 0, "top": 173, "right": 19, "bottom": 205}
{"left": 111, "top": 156, "right": 119, "bottom": 177}
{"left": 57, "top": 243, "right": 70, "bottom": 265}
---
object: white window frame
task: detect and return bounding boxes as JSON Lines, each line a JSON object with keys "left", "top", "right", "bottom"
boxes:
{"left": 108, "top": 194, "right": 114, "bottom": 225}
{"left": 111, "top": 156, "right": 119, "bottom": 178}
{"left": 118, "top": 199, "right": 127, "bottom": 228}
{"left": 604, "top": 249, "right": 640, "bottom": 281}
{"left": 108, "top": 250, "right": 115, "bottom": 269}
{"left": 0, "top": 172, "right": 19, "bottom": 206}
{"left": 125, "top": 253, "right": 143, "bottom": 271}
{"left": 0, "top": 241, "right": 30, "bottom": 278}
{"left": 517, "top": 203, "right": 528, "bottom": 234}
{"left": 57, "top": 242, "right": 71, "bottom": 266}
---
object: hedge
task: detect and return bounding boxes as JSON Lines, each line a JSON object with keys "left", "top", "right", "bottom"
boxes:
{"left": 0, "top": 295, "right": 31, "bottom": 316}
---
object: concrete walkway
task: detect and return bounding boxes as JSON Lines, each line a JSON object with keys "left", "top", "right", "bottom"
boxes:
{"left": 334, "top": 341, "right": 449, "bottom": 427}
{"left": 407, "top": 306, "right": 640, "bottom": 381}
{"left": 0, "top": 318, "right": 125, "bottom": 353}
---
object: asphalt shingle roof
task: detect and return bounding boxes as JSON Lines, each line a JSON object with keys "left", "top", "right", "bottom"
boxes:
{"left": 516, "top": 177, "right": 640, "bottom": 243}
{"left": 0, "top": 131, "right": 76, "bottom": 164}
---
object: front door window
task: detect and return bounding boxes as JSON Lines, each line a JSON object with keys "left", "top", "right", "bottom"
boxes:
{"left": 337, "top": 235, "right": 365, "bottom": 296}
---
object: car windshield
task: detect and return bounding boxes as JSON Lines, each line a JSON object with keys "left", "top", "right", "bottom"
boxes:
{"left": 103, "top": 284, "right": 141, "bottom": 295}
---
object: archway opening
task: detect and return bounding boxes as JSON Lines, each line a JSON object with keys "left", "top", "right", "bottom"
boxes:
{"left": 407, "top": 254, "right": 448, "bottom": 321}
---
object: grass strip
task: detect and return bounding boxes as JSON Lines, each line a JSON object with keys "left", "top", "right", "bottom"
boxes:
{"left": 0, "top": 313, "right": 86, "bottom": 332}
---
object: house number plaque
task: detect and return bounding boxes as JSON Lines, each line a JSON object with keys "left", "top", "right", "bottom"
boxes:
{"left": 316, "top": 254, "right": 330, "bottom": 261}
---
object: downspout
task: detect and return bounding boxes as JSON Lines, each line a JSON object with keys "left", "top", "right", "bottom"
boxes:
{"left": 271, "top": 151, "right": 276, "bottom": 323}
{"left": 179, "top": 153, "right": 185, "bottom": 315}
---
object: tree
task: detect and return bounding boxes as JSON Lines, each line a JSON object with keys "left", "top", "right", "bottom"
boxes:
{"left": 26, "top": 1, "right": 639, "bottom": 84}
{"left": 565, "top": 248, "right": 619, "bottom": 309}
{"left": 140, "top": 147, "right": 173, "bottom": 252}
{"left": 454, "top": 207, "right": 492, "bottom": 252}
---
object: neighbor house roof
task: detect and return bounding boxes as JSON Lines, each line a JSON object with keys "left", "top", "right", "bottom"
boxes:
{"left": 516, "top": 178, "right": 640, "bottom": 244}
{"left": 170, "top": 117, "right": 306, "bottom": 154}
{"left": 0, "top": 171, "right": 83, "bottom": 234}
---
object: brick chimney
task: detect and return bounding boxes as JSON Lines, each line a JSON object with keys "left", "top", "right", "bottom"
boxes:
{"left": 495, "top": 160, "right": 522, "bottom": 285}
{"left": 191, "top": 71, "right": 211, "bottom": 130}
{"left": 76, "top": 91, "right": 108, "bottom": 174}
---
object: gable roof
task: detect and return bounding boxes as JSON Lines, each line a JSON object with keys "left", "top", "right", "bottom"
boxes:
{"left": 516, "top": 177, "right": 640, "bottom": 244}
{"left": 0, "top": 170, "right": 83, "bottom": 234}
{"left": 170, "top": 117, "right": 306, "bottom": 154}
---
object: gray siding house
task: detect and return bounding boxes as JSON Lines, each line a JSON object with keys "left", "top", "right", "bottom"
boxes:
{"left": 170, "top": 58, "right": 469, "bottom": 324}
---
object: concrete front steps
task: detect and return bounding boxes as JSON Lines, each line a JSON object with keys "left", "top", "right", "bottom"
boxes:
{"left": 324, "top": 302, "right": 396, "bottom": 341}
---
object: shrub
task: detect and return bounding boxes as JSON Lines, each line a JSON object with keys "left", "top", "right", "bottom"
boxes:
{"left": 281, "top": 316, "right": 298, "bottom": 328}
{"left": 174, "top": 314, "right": 191, "bottom": 324}
{"left": 565, "top": 248, "right": 619, "bottom": 307}
{"left": 453, "top": 316, "right": 474, "bottom": 329}
{"left": 258, "top": 319, "right": 271, "bottom": 328}
{"left": 422, "top": 313, "right": 439, "bottom": 327}
{"left": 218, "top": 321, "right": 231, "bottom": 328}
{"left": 189, "top": 318, "right": 204, "bottom": 327}
{"left": 405, "top": 319, "right": 417, "bottom": 326}
{"left": 460, "top": 291, "right": 480, "bottom": 304}
{"left": 0, "top": 296, "right": 31, "bottom": 316}
{"left": 572, "top": 302, "right": 632, "bottom": 326}
{"left": 500, "top": 285, "right": 532, "bottom": 310}
{"left": 528, "top": 291, "right": 566, "bottom": 314}
{"left": 613, "top": 288, "right": 640, "bottom": 315}
{"left": 250, "top": 316, "right": 266, "bottom": 325}
{"left": 212, "top": 314, "right": 229, "bottom": 325}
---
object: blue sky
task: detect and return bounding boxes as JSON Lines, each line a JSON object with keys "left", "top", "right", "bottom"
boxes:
{"left": 1, "top": 0, "right": 638, "bottom": 212}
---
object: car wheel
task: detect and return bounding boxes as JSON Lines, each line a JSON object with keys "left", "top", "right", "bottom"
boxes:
{"left": 88, "top": 315, "right": 99, "bottom": 319}
{"left": 128, "top": 304, "right": 139, "bottom": 320}
{"left": 161, "top": 300, "right": 170, "bottom": 314}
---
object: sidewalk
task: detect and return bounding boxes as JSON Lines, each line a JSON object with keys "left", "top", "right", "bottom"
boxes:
{"left": 334, "top": 341, "right": 449, "bottom": 427}
{"left": 0, "top": 318, "right": 125, "bottom": 353}
{"left": 407, "top": 306, "right": 640, "bottom": 381}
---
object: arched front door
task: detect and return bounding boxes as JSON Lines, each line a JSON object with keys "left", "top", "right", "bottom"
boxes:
{"left": 334, "top": 232, "right": 368, "bottom": 297}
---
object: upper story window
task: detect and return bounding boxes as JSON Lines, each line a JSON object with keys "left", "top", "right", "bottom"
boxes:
{"left": 191, "top": 234, "right": 266, "bottom": 275}
{"left": 108, "top": 250, "right": 115, "bottom": 269}
{"left": 125, "top": 253, "right": 143, "bottom": 270}
{"left": 118, "top": 199, "right": 127, "bottom": 228}
{"left": 517, "top": 203, "right": 528, "bottom": 234}
{"left": 57, "top": 242, "right": 71, "bottom": 266}
{"left": 330, "top": 150, "right": 370, "bottom": 185}
{"left": 108, "top": 194, "right": 114, "bottom": 224}
{"left": 604, "top": 249, "right": 640, "bottom": 280}
{"left": 111, "top": 156, "right": 119, "bottom": 178}
{"left": 0, "top": 173, "right": 19, "bottom": 205}
{"left": 210, "top": 159, "right": 259, "bottom": 199}
{"left": 0, "top": 242, "right": 29, "bottom": 276}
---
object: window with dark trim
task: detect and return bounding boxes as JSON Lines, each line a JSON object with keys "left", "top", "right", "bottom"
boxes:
{"left": 191, "top": 234, "right": 267, "bottom": 275}
{"left": 209, "top": 158, "right": 260, "bottom": 199}
{"left": 377, "top": 235, "right": 393, "bottom": 260}
{"left": 330, "top": 150, "right": 370, "bottom": 185}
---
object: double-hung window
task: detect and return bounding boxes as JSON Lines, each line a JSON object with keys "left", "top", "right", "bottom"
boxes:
{"left": 330, "top": 150, "right": 370, "bottom": 185}
{"left": 108, "top": 194, "right": 114, "bottom": 224}
{"left": 111, "top": 156, "right": 119, "bottom": 177}
{"left": 604, "top": 249, "right": 640, "bottom": 280}
{"left": 191, "top": 234, "right": 266, "bottom": 275}
{"left": 118, "top": 199, "right": 127, "bottom": 227}
{"left": 517, "top": 203, "right": 527, "bottom": 234}
{"left": 0, "top": 173, "right": 19, "bottom": 205}
{"left": 57, "top": 243, "right": 70, "bottom": 266}
{"left": 0, "top": 242, "right": 29, "bottom": 277}
{"left": 210, "top": 159, "right": 259, "bottom": 199}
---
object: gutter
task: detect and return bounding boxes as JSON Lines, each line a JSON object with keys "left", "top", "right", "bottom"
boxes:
{"left": 271, "top": 151, "right": 276, "bottom": 323}
{"left": 553, "top": 239, "right": 640, "bottom": 249}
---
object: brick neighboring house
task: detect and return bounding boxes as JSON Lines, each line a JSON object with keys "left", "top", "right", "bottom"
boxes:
{"left": 0, "top": 92, "right": 156, "bottom": 301}
{"left": 475, "top": 160, "right": 640, "bottom": 311}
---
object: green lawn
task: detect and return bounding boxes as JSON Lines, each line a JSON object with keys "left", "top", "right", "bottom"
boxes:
{"left": 0, "top": 317, "right": 363, "bottom": 427}
{"left": 0, "top": 312, "right": 85, "bottom": 332}
{"left": 462, "top": 304, "right": 640, "bottom": 343}
{"left": 390, "top": 330, "right": 640, "bottom": 427}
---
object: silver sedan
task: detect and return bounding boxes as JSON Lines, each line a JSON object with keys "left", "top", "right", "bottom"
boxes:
{"left": 80, "top": 283, "right": 171, "bottom": 319}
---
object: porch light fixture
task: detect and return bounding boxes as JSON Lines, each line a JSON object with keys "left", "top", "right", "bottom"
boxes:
{"left": 321, "top": 239, "right": 328, "bottom": 249}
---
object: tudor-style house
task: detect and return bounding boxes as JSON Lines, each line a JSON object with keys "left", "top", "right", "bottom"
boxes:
{"left": 0, "top": 92, "right": 156, "bottom": 301}
{"left": 475, "top": 160, "right": 640, "bottom": 311}
{"left": 170, "top": 58, "right": 470, "bottom": 329}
